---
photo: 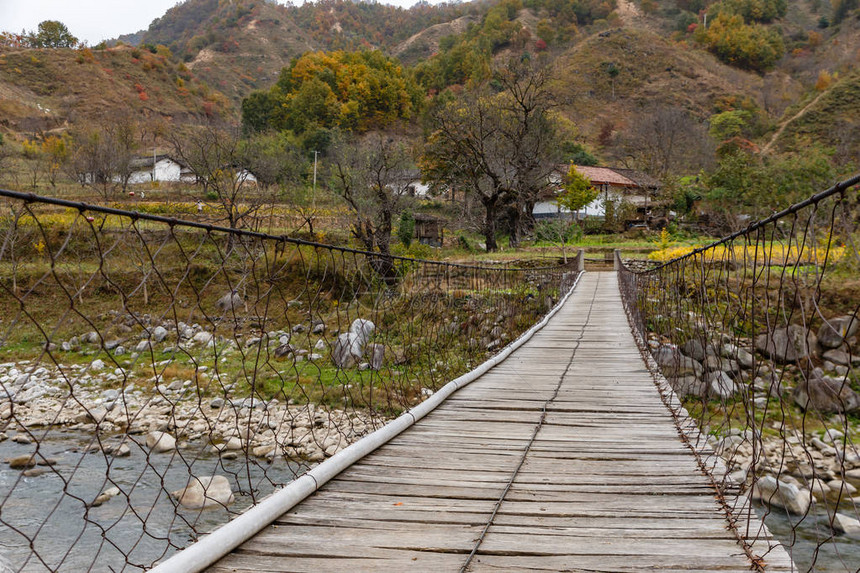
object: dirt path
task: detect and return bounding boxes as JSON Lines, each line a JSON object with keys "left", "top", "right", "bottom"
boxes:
{"left": 761, "top": 90, "right": 827, "bottom": 154}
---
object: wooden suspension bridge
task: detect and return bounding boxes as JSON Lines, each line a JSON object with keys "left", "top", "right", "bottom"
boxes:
{"left": 188, "top": 272, "right": 796, "bottom": 573}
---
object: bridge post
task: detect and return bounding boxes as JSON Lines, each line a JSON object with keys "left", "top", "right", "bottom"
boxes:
{"left": 578, "top": 249, "right": 585, "bottom": 272}
{"left": 613, "top": 249, "right": 621, "bottom": 270}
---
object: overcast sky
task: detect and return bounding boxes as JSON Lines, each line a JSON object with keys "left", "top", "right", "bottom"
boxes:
{"left": 1, "top": 0, "right": 431, "bottom": 45}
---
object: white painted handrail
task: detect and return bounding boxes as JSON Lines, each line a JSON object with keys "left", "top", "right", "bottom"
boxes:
{"left": 150, "top": 270, "right": 584, "bottom": 573}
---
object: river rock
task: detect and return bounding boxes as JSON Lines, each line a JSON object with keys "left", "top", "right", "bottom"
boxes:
{"left": 331, "top": 333, "right": 360, "bottom": 369}
{"left": 192, "top": 332, "right": 213, "bottom": 345}
{"left": 832, "top": 513, "right": 860, "bottom": 539}
{"left": 91, "top": 486, "right": 121, "bottom": 507}
{"left": 825, "top": 479, "right": 857, "bottom": 497}
{"left": 652, "top": 345, "right": 702, "bottom": 377}
{"left": 23, "top": 467, "right": 49, "bottom": 477}
{"left": 171, "top": 475, "right": 234, "bottom": 509}
{"left": 755, "top": 325, "right": 818, "bottom": 363}
{"left": 151, "top": 326, "right": 168, "bottom": 343}
{"left": 216, "top": 291, "right": 243, "bottom": 312}
{"left": 793, "top": 369, "right": 860, "bottom": 414}
{"left": 106, "top": 443, "right": 131, "bottom": 457}
{"left": 669, "top": 376, "right": 707, "bottom": 399}
{"left": 751, "top": 476, "right": 811, "bottom": 515}
{"left": 821, "top": 349, "right": 860, "bottom": 366}
{"left": 253, "top": 444, "right": 276, "bottom": 459}
{"left": 350, "top": 319, "right": 375, "bottom": 345}
{"left": 146, "top": 431, "right": 176, "bottom": 453}
{"left": 818, "top": 315, "right": 859, "bottom": 349}
{"left": 706, "top": 372, "right": 736, "bottom": 399}
{"left": 274, "top": 343, "right": 294, "bottom": 358}
{"left": 681, "top": 338, "right": 716, "bottom": 362}
{"left": 6, "top": 454, "right": 36, "bottom": 469}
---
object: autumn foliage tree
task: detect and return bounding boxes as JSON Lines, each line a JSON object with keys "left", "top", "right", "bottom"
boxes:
{"left": 696, "top": 12, "right": 784, "bottom": 71}
{"left": 242, "top": 50, "right": 422, "bottom": 138}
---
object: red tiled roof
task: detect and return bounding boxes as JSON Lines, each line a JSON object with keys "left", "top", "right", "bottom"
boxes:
{"left": 573, "top": 166, "right": 638, "bottom": 187}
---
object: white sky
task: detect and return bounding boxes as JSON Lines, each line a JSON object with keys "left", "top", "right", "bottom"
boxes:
{"left": 0, "top": 0, "right": 430, "bottom": 46}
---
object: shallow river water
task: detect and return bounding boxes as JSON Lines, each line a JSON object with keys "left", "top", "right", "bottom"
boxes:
{"left": 0, "top": 431, "right": 300, "bottom": 572}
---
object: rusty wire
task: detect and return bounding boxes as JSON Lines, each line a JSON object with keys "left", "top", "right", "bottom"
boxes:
{"left": 0, "top": 188, "right": 579, "bottom": 571}
{"left": 618, "top": 175, "right": 860, "bottom": 572}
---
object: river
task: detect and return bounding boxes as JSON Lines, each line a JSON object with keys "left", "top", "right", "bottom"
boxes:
{"left": 0, "top": 430, "right": 300, "bottom": 572}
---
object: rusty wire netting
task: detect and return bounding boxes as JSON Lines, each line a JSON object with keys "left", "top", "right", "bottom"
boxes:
{"left": 0, "top": 189, "right": 580, "bottom": 572}
{"left": 618, "top": 174, "right": 860, "bottom": 572}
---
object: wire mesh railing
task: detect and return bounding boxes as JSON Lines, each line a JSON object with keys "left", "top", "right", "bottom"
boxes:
{"left": 0, "top": 188, "right": 580, "bottom": 572}
{"left": 618, "top": 174, "right": 860, "bottom": 572}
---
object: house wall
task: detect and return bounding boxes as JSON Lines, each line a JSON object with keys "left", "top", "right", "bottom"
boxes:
{"left": 128, "top": 159, "right": 183, "bottom": 184}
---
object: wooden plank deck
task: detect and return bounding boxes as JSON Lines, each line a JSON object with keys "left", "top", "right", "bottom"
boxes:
{"left": 209, "top": 272, "right": 794, "bottom": 573}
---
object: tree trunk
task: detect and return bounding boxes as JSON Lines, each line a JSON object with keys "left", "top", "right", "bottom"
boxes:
{"left": 482, "top": 198, "right": 499, "bottom": 252}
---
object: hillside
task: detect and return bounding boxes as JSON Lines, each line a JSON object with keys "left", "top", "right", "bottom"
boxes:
{"left": 551, "top": 27, "right": 762, "bottom": 141}
{"left": 0, "top": 45, "right": 229, "bottom": 134}
{"left": 139, "top": 0, "right": 468, "bottom": 103}
{"left": 141, "top": 0, "right": 317, "bottom": 102}
{"left": 768, "top": 70, "right": 860, "bottom": 159}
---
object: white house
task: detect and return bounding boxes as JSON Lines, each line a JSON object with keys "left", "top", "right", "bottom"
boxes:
{"left": 533, "top": 165, "right": 660, "bottom": 221}
{"left": 127, "top": 155, "right": 195, "bottom": 184}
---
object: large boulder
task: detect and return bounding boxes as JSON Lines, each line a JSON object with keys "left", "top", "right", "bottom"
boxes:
{"left": 751, "top": 476, "right": 811, "bottom": 515}
{"left": 720, "top": 343, "right": 755, "bottom": 369}
{"left": 216, "top": 291, "right": 243, "bottom": 312}
{"left": 350, "top": 319, "right": 376, "bottom": 345}
{"left": 822, "top": 348, "right": 860, "bottom": 367}
{"left": 669, "top": 376, "right": 708, "bottom": 399}
{"left": 817, "top": 315, "right": 859, "bottom": 349}
{"left": 367, "top": 343, "right": 385, "bottom": 371}
{"left": 171, "top": 475, "right": 234, "bottom": 509}
{"left": 832, "top": 513, "right": 860, "bottom": 539}
{"left": 706, "top": 372, "right": 736, "bottom": 400}
{"left": 146, "top": 431, "right": 176, "bottom": 453}
{"left": 793, "top": 369, "right": 860, "bottom": 414}
{"left": 331, "top": 319, "right": 377, "bottom": 369}
{"left": 652, "top": 345, "right": 703, "bottom": 378}
{"left": 680, "top": 339, "right": 707, "bottom": 362}
{"left": 331, "top": 333, "right": 359, "bottom": 368}
{"left": 151, "top": 326, "right": 168, "bottom": 343}
{"left": 755, "top": 325, "right": 818, "bottom": 363}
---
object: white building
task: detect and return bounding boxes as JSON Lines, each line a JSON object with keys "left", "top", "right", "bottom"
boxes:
{"left": 127, "top": 155, "right": 195, "bottom": 184}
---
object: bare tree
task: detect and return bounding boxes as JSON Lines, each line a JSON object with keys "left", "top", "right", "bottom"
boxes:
{"left": 614, "top": 105, "right": 714, "bottom": 183}
{"left": 169, "top": 122, "right": 266, "bottom": 242}
{"left": 422, "top": 57, "right": 562, "bottom": 251}
{"left": 327, "top": 132, "right": 415, "bottom": 277}
{"left": 65, "top": 113, "right": 139, "bottom": 198}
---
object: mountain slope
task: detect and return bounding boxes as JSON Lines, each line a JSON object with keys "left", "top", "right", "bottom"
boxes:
{"left": 552, "top": 27, "right": 763, "bottom": 141}
{"left": 0, "top": 45, "right": 229, "bottom": 134}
